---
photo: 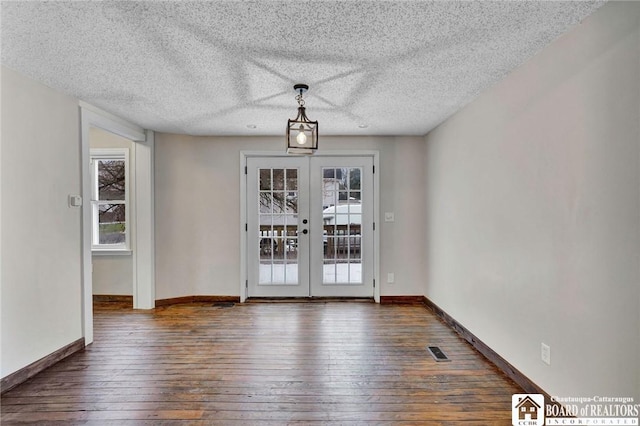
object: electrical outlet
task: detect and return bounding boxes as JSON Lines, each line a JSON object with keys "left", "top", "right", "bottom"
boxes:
{"left": 387, "top": 273, "right": 395, "bottom": 283}
{"left": 541, "top": 343, "right": 551, "bottom": 365}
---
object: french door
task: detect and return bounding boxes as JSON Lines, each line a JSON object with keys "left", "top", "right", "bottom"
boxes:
{"left": 246, "top": 156, "right": 374, "bottom": 298}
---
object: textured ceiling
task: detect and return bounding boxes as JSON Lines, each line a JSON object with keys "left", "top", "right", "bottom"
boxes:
{"left": 1, "top": 1, "right": 604, "bottom": 136}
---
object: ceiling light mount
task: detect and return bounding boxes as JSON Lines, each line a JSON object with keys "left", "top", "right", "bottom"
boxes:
{"left": 287, "top": 84, "right": 318, "bottom": 155}
{"left": 293, "top": 83, "right": 309, "bottom": 94}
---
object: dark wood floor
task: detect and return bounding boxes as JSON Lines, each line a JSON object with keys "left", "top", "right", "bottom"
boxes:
{"left": 1, "top": 301, "right": 522, "bottom": 425}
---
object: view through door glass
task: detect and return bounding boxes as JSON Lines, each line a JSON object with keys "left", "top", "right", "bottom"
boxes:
{"left": 320, "top": 167, "right": 362, "bottom": 284}
{"left": 259, "top": 167, "right": 299, "bottom": 285}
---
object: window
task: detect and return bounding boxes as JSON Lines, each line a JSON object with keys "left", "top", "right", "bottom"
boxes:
{"left": 90, "top": 148, "right": 129, "bottom": 251}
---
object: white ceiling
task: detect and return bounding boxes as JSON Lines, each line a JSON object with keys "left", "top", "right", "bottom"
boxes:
{"left": 1, "top": 1, "right": 604, "bottom": 136}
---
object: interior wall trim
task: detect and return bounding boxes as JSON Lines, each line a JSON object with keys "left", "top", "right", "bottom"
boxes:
{"left": 1, "top": 338, "right": 85, "bottom": 394}
{"left": 380, "top": 295, "right": 425, "bottom": 304}
{"left": 422, "top": 296, "right": 553, "bottom": 401}
{"left": 93, "top": 295, "right": 134, "bottom": 305}
{"left": 155, "top": 295, "right": 241, "bottom": 307}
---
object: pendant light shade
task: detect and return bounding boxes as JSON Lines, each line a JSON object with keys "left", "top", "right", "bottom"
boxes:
{"left": 286, "top": 84, "right": 318, "bottom": 154}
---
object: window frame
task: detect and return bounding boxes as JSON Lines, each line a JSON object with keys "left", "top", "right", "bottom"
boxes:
{"left": 90, "top": 148, "right": 130, "bottom": 253}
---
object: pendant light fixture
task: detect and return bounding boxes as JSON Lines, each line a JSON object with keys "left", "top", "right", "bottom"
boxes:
{"left": 286, "top": 84, "right": 318, "bottom": 154}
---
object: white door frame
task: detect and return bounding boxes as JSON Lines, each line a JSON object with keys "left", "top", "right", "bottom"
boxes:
{"left": 240, "top": 151, "right": 380, "bottom": 303}
{"left": 80, "top": 102, "right": 155, "bottom": 345}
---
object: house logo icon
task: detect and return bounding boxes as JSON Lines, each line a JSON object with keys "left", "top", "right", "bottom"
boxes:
{"left": 512, "top": 394, "right": 545, "bottom": 426}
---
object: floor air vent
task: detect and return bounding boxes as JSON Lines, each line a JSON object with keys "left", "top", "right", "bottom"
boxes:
{"left": 427, "top": 346, "right": 450, "bottom": 362}
{"left": 212, "top": 302, "right": 235, "bottom": 308}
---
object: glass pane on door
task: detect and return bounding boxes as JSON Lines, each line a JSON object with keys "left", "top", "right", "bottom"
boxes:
{"left": 321, "top": 167, "right": 363, "bottom": 284}
{"left": 258, "top": 168, "right": 299, "bottom": 285}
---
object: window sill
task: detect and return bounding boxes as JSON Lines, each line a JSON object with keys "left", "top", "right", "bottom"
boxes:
{"left": 92, "top": 249, "right": 132, "bottom": 256}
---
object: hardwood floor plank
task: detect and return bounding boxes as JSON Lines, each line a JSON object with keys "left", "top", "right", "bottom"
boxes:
{"left": 1, "top": 302, "right": 521, "bottom": 425}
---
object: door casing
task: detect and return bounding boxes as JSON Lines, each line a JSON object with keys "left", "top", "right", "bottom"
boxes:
{"left": 80, "top": 102, "right": 155, "bottom": 346}
{"left": 240, "top": 151, "right": 380, "bottom": 302}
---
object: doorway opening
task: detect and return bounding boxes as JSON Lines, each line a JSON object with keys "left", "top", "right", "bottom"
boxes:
{"left": 80, "top": 104, "right": 154, "bottom": 345}
{"left": 241, "top": 153, "right": 379, "bottom": 301}
{"left": 89, "top": 127, "right": 135, "bottom": 307}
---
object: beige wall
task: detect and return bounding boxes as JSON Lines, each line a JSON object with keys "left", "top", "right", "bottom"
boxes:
{"left": 1, "top": 66, "right": 83, "bottom": 377}
{"left": 89, "top": 127, "right": 134, "bottom": 296}
{"left": 154, "top": 135, "right": 427, "bottom": 299}
{"left": 424, "top": 2, "right": 640, "bottom": 400}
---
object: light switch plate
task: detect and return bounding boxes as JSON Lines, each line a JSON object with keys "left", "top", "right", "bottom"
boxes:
{"left": 384, "top": 212, "right": 395, "bottom": 222}
{"left": 68, "top": 195, "right": 83, "bottom": 207}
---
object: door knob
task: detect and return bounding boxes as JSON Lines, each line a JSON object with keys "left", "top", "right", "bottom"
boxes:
{"left": 302, "top": 229, "right": 308, "bottom": 234}
{"left": 302, "top": 219, "right": 308, "bottom": 224}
